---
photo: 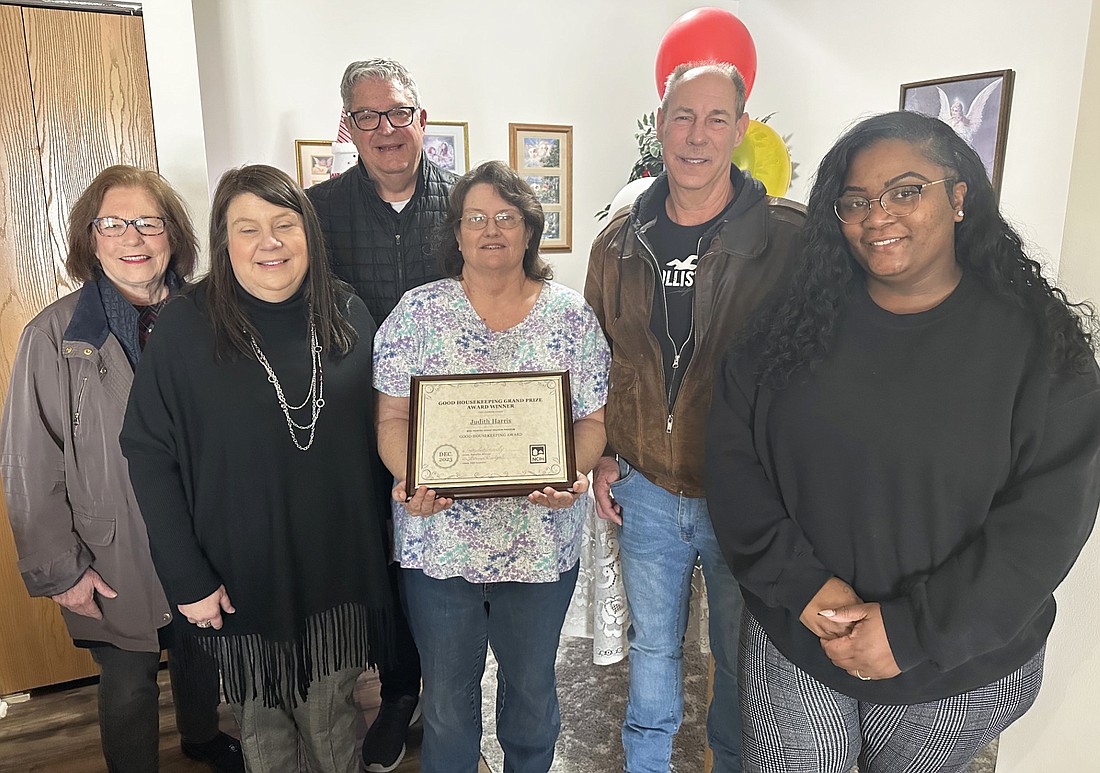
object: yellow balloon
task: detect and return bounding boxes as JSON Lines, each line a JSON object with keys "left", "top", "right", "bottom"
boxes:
{"left": 731, "top": 120, "right": 792, "bottom": 197}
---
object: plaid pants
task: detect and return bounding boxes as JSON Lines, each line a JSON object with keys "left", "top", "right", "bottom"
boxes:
{"left": 738, "top": 612, "right": 1043, "bottom": 773}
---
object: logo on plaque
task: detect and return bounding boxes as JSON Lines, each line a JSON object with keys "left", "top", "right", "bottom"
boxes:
{"left": 530, "top": 445, "right": 547, "bottom": 464}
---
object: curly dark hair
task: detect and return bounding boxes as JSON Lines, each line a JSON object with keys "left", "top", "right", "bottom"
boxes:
{"left": 437, "top": 160, "right": 552, "bottom": 281}
{"left": 203, "top": 164, "right": 357, "bottom": 360}
{"left": 746, "top": 110, "right": 1096, "bottom": 388}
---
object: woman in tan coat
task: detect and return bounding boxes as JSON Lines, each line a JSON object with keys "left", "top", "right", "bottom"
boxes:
{"left": 1, "top": 166, "right": 241, "bottom": 773}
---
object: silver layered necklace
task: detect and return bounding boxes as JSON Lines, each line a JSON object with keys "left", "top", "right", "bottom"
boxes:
{"left": 246, "top": 310, "right": 325, "bottom": 451}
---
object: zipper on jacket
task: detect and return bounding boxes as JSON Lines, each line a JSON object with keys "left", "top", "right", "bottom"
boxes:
{"left": 73, "top": 376, "right": 88, "bottom": 429}
{"left": 394, "top": 231, "right": 405, "bottom": 294}
{"left": 636, "top": 225, "right": 709, "bottom": 435}
{"left": 634, "top": 227, "right": 676, "bottom": 434}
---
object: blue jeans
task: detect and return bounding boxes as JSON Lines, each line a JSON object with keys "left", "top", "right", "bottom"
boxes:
{"left": 402, "top": 564, "right": 579, "bottom": 773}
{"left": 613, "top": 459, "right": 744, "bottom": 773}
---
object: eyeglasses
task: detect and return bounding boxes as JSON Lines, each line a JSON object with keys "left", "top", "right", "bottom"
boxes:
{"left": 833, "top": 178, "right": 954, "bottom": 224}
{"left": 346, "top": 106, "right": 418, "bottom": 132}
{"left": 461, "top": 211, "right": 524, "bottom": 230}
{"left": 91, "top": 216, "right": 168, "bottom": 237}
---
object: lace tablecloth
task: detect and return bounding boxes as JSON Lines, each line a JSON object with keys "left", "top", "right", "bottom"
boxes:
{"left": 562, "top": 499, "right": 711, "bottom": 665}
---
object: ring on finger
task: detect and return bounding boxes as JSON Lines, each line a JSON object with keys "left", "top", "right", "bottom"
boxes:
{"left": 196, "top": 620, "right": 212, "bottom": 629}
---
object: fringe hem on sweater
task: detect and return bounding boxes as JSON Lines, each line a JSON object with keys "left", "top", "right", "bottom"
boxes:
{"left": 174, "top": 601, "right": 392, "bottom": 708}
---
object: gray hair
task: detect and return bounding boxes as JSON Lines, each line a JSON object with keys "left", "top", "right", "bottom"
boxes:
{"left": 339, "top": 58, "right": 422, "bottom": 110}
{"left": 660, "top": 61, "right": 746, "bottom": 117}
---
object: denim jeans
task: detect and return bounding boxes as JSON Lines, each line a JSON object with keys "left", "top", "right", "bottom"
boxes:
{"left": 379, "top": 559, "right": 422, "bottom": 702}
{"left": 613, "top": 459, "right": 744, "bottom": 773}
{"left": 402, "top": 564, "right": 579, "bottom": 773}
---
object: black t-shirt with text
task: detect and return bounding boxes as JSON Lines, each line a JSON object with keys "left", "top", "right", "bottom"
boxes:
{"left": 645, "top": 172, "right": 748, "bottom": 410}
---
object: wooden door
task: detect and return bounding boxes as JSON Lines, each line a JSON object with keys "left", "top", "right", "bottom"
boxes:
{"left": 0, "top": 4, "right": 157, "bottom": 695}
{"left": 24, "top": 5, "right": 158, "bottom": 296}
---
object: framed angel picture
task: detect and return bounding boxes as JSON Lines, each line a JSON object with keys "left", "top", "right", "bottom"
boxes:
{"left": 900, "top": 70, "right": 1014, "bottom": 198}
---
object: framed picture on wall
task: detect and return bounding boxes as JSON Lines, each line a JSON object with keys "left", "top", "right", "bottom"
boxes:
{"left": 424, "top": 121, "right": 470, "bottom": 175}
{"left": 294, "top": 139, "right": 335, "bottom": 189}
{"left": 900, "top": 70, "right": 1014, "bottom": 197}
{"left": 508, "top": 123, "right": 573, "bottom": 252}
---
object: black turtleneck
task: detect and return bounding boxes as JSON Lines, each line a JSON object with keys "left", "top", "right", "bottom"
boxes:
{"left": 120, "top": 280, "right": 392, "bottom": 649}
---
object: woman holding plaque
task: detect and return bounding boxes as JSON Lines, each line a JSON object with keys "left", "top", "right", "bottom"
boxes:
{"left": 121, "top": 165, "right": 393, "bottom": 773}
{"left": 374, "top": 160, "right": 610, "bottom": 773}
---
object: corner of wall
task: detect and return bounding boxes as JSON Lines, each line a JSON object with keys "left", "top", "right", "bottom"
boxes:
{"left": 141, "top": 0, "right": 212, "bottom": 274}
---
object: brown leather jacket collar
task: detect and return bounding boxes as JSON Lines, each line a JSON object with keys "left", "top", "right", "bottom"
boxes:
{"left": 585, "top": 169, "right": 805, "bottom": 496}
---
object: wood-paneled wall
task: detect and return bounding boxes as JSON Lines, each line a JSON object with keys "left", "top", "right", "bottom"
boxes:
{"left": 0, "top": 4, "right": 157, "bottom": 695}
{"left": 25, "top": 6, "right": 158, "bottom": 296}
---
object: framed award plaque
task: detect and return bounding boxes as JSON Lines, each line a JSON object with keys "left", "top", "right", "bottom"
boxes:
{"left": 407, "top": 371, "right": 576, "bottom": 498}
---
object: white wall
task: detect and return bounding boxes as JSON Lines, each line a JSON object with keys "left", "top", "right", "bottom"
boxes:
{"left": 141, "top": 0, "right": 211, "bottom": 271}
{"left": 190, "top": 0, "right": 734, "bottom": 292}
{"left": 188, "top": 0, "right": 1094, "bottom": 289}
{"left": 737, "top": 0, "right": 1093, "bottom": 275}
{"left": 998, "top": 2, "right": 1100, "bottom": 771}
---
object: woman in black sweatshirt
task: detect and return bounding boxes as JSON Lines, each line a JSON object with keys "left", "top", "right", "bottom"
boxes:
{"left": 706, "top": 111, "right": 1100, "bottom": 773}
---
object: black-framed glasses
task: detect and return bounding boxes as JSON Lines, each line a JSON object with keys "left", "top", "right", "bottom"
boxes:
{"left": 833, "top": 178, "right": 954, "bottom": 224}
{"left": 346, "top": 105, "right": 418, "bottom": 132}
{"left": 461, "top": 211, "right": 524, "bottom": 231}
{"left": 91, "top": 216, "right": 168, "bottom": 237}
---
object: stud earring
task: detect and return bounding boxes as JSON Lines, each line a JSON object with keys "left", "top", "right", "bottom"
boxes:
{"left": 957, "top": 210, "right": 965, "bottom": 217}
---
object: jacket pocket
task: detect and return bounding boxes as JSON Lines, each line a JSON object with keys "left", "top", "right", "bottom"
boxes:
{"left": 608, "top": 357, "right": 637, "bottom": 395}
{"left": 606, "top": 358, "right": 640, "bottom": 430}
{"left": 73, "top": 510, "right": 116, "bottom": 547}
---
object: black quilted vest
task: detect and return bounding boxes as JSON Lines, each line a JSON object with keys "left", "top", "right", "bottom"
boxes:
{"left": 308, "top": 158, "right": 457, "bottom": 324}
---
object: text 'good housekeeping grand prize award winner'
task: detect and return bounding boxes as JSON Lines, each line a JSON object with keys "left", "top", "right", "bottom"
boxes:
{"left": 407, "top": 371, "right": 576, "bottom": 498}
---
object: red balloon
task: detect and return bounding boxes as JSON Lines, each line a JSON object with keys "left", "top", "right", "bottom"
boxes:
{"left": 655, "top": 7, "right": 757, "bottom": 101}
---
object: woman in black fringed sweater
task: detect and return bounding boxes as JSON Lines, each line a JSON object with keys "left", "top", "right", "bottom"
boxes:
{"left": 705, "top": 111, "right": 1100, "bottom": 773}
{"left": 122, "top": 165, "right": 392, "bottom": 773}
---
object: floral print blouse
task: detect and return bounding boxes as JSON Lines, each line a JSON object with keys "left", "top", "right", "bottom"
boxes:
{"left": 374, "top": 278, "right": 610, "bottom": 583}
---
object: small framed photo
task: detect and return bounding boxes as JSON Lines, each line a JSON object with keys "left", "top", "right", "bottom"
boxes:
{"left": 424, "top": 121, "right": 470, "bottom": 175}
{"left": 509, "top": 123, "right": 573, "bottom": 252}
{"left": 524, "top": 175, "right": 561, "bottom": 205}
{"left": 294, "top": 139, "right": 335, "bottom": 189}
{"left": 900, "top": 70, "right": 1014, "bottom": 197}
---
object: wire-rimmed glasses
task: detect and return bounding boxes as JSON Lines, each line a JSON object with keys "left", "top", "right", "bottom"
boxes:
{"left": 833, "top": 178, "right": 954, "bottom": 224}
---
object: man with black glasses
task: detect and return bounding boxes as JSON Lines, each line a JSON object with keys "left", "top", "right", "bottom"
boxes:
{"left": 308, "top": 58, "right": 456, "bottom": 773}
{"left": 309, "top": 58, "right": 456, "bottom": 324}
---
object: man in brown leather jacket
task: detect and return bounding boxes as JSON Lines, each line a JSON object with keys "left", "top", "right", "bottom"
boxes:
{"left": 584, "top": 62, "right": 804, "bottom": 773}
